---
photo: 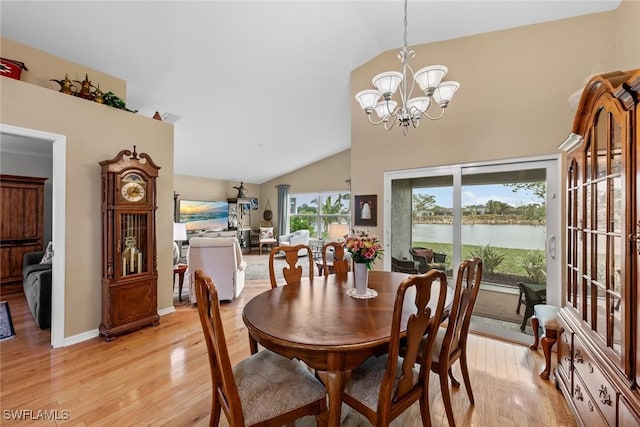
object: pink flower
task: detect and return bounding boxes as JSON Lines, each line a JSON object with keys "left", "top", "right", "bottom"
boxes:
{"left": 344, "top": 228, "right": 383, "bottom": 267}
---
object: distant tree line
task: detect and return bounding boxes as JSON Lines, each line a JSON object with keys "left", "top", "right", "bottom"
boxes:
{"left": 412, "top": 182, "right": 546, "bottom": 224}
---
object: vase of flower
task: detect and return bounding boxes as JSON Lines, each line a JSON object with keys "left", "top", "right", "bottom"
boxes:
{"left": 353, "top": 262, "right": 369, "bottom": 295}
{"left": 345, "top": 229, "right": 383, "bottom": 296}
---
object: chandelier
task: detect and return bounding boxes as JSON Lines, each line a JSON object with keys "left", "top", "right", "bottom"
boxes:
{"left": 355, "top": 0, "right": 460, "bottom": 135}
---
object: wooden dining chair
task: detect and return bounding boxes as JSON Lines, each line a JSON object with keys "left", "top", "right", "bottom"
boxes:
{"left": 430, "top": 256, "right": 483, "bottom": 427}
{"left": 321, "top": 241, "right": 350, "bottom": 276}
{"left": 342, "top": 269, "right": 449, "bottom": 427}
{"left": 194, "top": 269, "right": 328, "bottom": 427}
{"left": 268, "top": 244, "right": 314, "bottom": 289}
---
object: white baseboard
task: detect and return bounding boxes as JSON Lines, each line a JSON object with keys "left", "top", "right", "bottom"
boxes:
{"left": 60, "top": 306, "right": 176, "bottom": 347}
{"left": 63, "top": 328, "right": 99, "bottom": 346}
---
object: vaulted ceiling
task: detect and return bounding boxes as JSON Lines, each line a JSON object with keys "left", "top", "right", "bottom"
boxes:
{"left": 0, "top": 1, "right": 620, "bottom": 183}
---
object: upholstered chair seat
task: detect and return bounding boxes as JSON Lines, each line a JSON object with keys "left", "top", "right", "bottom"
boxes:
{"left": 234, "top": 350, "right": 327, "bottom": 425}
{"left": 344, "top": 355, "right": 419, "bottom": 412}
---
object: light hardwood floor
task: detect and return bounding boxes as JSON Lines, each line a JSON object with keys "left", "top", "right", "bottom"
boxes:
{"left": 0, "top": 279, "right": 576, "bottom": 426}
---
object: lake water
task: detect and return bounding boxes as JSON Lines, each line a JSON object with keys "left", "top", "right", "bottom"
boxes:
{"left": 412, "top": 224, "right": 546, "bottom": 250}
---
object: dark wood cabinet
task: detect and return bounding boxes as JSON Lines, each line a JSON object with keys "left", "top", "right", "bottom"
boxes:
{"left": 557, "top": 69, "right": 640, "bottom": 425}
{"left": 0, "top": 174, "right": 47, "bottom": 285}
{"left": 99, "top": 147, "right": 160, "bottom": 341}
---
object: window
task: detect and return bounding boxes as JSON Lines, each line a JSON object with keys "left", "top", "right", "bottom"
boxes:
{"left": 289, "top": 191, "right": 350, "bottom": 238}
{"left": 384, "top": 156, "right": 561, "bottom": 345}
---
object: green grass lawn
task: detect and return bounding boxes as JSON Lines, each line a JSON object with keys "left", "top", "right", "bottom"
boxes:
{"left": 413, "top": 241, "right": 542, "bottom": 277}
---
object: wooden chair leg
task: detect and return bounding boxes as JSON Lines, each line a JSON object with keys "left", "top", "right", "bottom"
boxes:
{"left": 315, "top": 410, "right": 329, "bottom": 427}
{"left": 539, "top": 329, "right": 557, "bottom": 380}
{"left": 460, "top": 351, "right": 475, "bottom": 404}
{"left": 448, "top": 367, "right": 461, "bottom": 387}
{"left": 530, "top": 316, "right": 540, "bottom": 350}
{"left": 419, "top": 381, "right": 432, "bottom": 427}
{"left": 210, "top": 389, "right": 221, "bottom": 427}
{"left": 440, "top": 368, "right": 456, "bottom": 427}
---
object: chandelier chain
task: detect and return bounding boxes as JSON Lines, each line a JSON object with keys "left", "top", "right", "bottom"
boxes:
{"left": 403, "top": 0, "right": 408, "bottom": 52}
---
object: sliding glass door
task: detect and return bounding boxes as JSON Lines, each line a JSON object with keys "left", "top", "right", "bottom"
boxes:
{"left": 384, "top": 156, "right": 560, "bottom": 344}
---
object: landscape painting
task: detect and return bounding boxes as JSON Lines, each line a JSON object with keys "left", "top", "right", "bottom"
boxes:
{"left": 179, "top": 200, "right": 229, "bottom": 232}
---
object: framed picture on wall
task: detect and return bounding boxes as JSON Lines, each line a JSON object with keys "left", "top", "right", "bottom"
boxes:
{"left": 250, "top": 197, "right": 259, "bottom": 210}
{"left": 354, "top": 195, "right": 377, "bottom": 226}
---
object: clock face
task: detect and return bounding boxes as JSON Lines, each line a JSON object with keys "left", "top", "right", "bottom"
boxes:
{"left": 121, "top": 181, "right": 145, "bottom": 202}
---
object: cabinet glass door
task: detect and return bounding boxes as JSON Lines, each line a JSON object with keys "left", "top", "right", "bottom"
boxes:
{"left": 118, "top": 213, "right": 149, "bottom": 277}
{"left": 574, "top": 104, "right": 628, "bottom": 369}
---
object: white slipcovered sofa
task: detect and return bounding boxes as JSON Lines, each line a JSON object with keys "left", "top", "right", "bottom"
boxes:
{"left": 278, "top": 229, "right": 310, "bottom": 256}
{"left": 187, "top": 237, "right": 246, "bottom": 303}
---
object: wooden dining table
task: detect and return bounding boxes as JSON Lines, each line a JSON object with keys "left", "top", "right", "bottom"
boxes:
{"left": 242, "top": 270, "right": 453, "bottom": 426}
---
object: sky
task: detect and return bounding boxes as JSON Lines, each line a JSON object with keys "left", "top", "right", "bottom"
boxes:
{"left": 415, "top": 184, "right": 541, "bottom": 208}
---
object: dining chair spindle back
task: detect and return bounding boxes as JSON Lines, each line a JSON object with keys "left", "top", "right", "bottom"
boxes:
{"left": 430, "top": 256, "right": 483, "bottom": 427}
{"left": 321, "top": 241, "right": 350, "bottom": 276}
{"left": 342, "top": 269, "right": 449, "bottom": 426}
{"left": 268, "top": 244, "right": 314, "bottom": 289}
{"left": 194, "top": 269, "right": 328, "bottom": 427}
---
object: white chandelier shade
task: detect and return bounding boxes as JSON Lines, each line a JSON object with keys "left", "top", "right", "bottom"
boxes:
{"left": 433, "top": 81, "right": 460, "bottom": 108}
{"left": 374, "top": 100, "right": 398, "bottom": 121}
{"left": 372, "top": 71, "right": 403, "bottom": 99}
{"left": 354, "top": 0, "right": 460, "bottom": 135}
{"left": 414, "top": 65, "right": 448, "bottom": 96}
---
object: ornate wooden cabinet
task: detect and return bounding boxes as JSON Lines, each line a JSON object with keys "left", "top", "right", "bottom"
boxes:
{"left": 0, "top": 174, "right": 47, "bottom": 285}
{"left": 557, "top": 69, "right": 640, "bottom": 425}
{"left": 99, "top": 147, "right": 160, "bottom": 341}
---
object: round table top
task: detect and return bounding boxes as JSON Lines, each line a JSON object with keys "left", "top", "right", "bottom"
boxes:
{"left": 242, "top": 270, "right": 451, "bottom": 352}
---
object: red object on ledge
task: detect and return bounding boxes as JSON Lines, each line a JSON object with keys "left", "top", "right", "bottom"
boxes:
{"left": 0, "top": 57, "right": 28, "bottom": 80}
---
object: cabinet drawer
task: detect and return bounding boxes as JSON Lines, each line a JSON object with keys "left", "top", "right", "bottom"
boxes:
{"left": 572, "top": 335, "right": 616, "bottom": 426}
{"left": 557, "top": 315, "right": 573, "bottom": 384}
{"left": 571, "top": 372, "right": 609, "bottom": 426}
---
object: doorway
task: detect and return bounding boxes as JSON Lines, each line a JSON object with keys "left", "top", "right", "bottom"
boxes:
{"left": 0, "top": 124, "right": 66, "bottom": 348}
{"left": 384, "top": 155, "right": 561, "bottom": 344}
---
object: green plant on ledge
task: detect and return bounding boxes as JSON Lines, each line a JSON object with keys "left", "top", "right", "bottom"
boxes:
{"left": 102, "top": 91, "right": 137, "bottom": 113}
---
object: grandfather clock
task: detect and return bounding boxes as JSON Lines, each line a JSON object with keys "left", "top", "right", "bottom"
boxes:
{"left": 99, "top": 146, "right": 160, "bottom": 341}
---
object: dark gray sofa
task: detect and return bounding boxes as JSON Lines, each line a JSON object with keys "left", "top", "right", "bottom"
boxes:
{"left": 22, "top": 251, "right": 52, "bottom": 329}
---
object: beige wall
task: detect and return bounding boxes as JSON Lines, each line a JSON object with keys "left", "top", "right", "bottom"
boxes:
{"left": 349, "top": 2, "right": 637, "bottom": 245}
{"left": 259, "top": 150, "right": 351, "bottom": 231}
{"left": 614, "top": 0, "right": 640, "bottom": 70}
{"left": 1, "top": 37, "right": 127, "bottom": 101}
{"left": 0, "top": 39, "right": 174, "bottom": 338}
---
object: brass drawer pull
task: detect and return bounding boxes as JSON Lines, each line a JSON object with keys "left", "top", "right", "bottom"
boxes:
{"left": 598, "top": 385, "right": 612, "bottom": 406}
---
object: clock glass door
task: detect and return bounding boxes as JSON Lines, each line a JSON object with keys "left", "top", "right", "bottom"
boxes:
{"left": 119, "top": 213, "right": 148, "bottom": 277}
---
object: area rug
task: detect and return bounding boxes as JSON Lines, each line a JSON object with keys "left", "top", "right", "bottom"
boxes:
{"left": 473, "top": 288, "right": 523, "bottom": 324}
{"left": 244, "top": 253, "right": 312, "bottom": 281}
{"left": 0, "top": 301, "right": 16, "bottom": 341}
